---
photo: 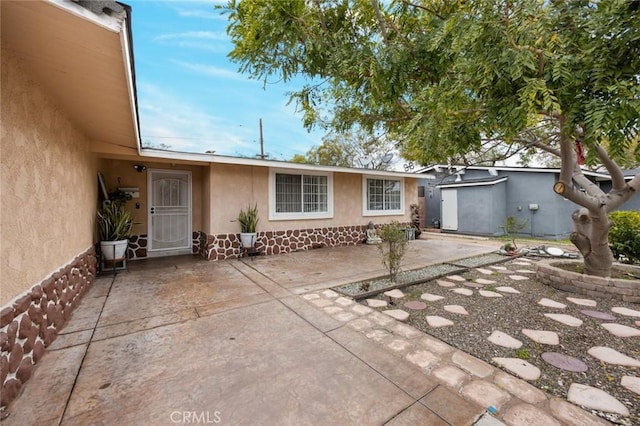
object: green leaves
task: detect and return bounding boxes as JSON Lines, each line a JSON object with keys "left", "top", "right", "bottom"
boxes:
{"left": 97, "top": 203, "right": 133, "bottom": 241}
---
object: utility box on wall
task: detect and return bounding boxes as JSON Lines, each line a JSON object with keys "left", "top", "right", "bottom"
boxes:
{"left": 119, "top": 187, "right": 140, "bottom": 199}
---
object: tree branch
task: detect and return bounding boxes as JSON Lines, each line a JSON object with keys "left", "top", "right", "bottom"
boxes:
{"left": 595, "top": 144, "right": 626, "bottom": 190}
{"left": 371, "top": 0, "right": 388, "bottom": 42}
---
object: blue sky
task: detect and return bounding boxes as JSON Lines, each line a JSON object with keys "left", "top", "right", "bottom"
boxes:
{"left": 128, "top": 0, "right": 324, "bottom": 160}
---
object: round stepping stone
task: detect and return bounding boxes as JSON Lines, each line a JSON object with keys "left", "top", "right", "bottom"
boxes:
{"left": 404, "top": 301, "right": 427, "bottom": 311}
{"left": 475, "top": 268, "right": 493, "bottom": 275}
{"left": 566, "top": 297, "right": 596, "bottom": 307}
{"left": 492, "top": 357, "right": 541, "bottom": 381}
{"left": 444, "top": 305, "right": 469, "bottom": 315}
{"left": 580, "top": 310, "right": 616, "bottom": 320}
{"left": 601, "top": 323, "right": 640, "bottom": 337}
{"left": 588, "top": 346, "right": 640, "bottom": 367}
{"left": 495, "top": 286, "right": 520, "bottom": 294}
{"left": 436, "top": 280, "right": 456, "bottom": 288}
{"left": 538, "top": 298, "right": 566, "bottom": 309}
{"left": 478, "top": 290, "right": 502, "bottom": 298}
{"left": 544, "top": 313, "right": 583, "bottom": 327}
{"left": 567, "top": 383, "right": 630, "bottom": 416}
{"left": 475, "top": 278, "right": 496, "bottom": 285}
{"left": 488, "top": 330, "right": 522, "bottom": 348}
{"left": 541, "top": 352, "right": 588, "bottom": 372}
{"left": 384, "top": 289, "right": 405, "bottom": 299}
{"left": 420, "top": 293, "right": 444, "bottom": 302}
{"left": 611, "top": 307, "right": 640, "bottom": 318}
{"left": 382, "top": 309, "right": 410, "bottom": 322}
{"left": 447, "top": 275, "right": 467, "bottom": 282}
{"left": 621, "top": 376, "right": 640, "bottom": 395}
{"left": 508, "top": 275, "right": 529, "bottom": 281}
{"left": 452, "top": 288, "right": 473, "bottom": 296}
{"left": 522, "top": 329, "right": 559, "bottom": 345}
{"left": 426, "top": 315, "right": 454, "bottom": 327}
{"left": 366, "top": 299, "right": 388, "bottom": 308}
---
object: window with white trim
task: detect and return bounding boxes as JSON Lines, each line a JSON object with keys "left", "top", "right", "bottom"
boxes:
{"left": 270, "top": 169, "right": 333, "bottom": 220}
{"left": 363, "top": 176, "right": 404, "bottom": 215}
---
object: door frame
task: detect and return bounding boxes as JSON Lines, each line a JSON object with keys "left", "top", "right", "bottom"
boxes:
{"left": 147, "top": 168, "right": 193, "bottom": 257}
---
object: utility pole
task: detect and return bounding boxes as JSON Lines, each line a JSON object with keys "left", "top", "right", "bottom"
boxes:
{"left": 257, "top": 118, "right": 268, "bottom": 160}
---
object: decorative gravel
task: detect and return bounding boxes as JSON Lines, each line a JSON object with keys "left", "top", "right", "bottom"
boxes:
{"left": 447, "top": 253, "right": 509, "bottom": 268}
{"left": 360, "top": 257, "right": 640, "bottom": 425}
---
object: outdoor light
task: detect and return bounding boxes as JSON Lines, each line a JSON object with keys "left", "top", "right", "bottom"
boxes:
{"left": 133, "top": 164, "right": 147, "bottom": 173}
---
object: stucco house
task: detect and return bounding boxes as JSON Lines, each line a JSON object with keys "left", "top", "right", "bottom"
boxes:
{"left": 417, "top": 165, "right": 640, "bottom": 239}
{"left": 0, "top": 0, "right": 418, "bottom": 409}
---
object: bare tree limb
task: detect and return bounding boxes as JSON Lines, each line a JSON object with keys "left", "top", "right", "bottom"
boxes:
{"left": 595, "top": 144, "right": 626, "bottom": 190}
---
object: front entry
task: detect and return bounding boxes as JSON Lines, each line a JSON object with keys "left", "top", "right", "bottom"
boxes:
{"left": 148, "top": 169, "right": 192, "bottom": 255}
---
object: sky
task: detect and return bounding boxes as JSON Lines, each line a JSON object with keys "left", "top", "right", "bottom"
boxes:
{"left": 127, "top": 0, "right": 325, "bottom": 160}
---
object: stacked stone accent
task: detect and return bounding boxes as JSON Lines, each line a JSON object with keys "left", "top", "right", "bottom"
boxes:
{"left": 191, "top": 231, "right": 201, "bottom": 255}
{"left": 0, "top": 248, "right": 97, "bottom": 409}
{"left": 536, "top": 260, "right": 640, "bottom": 303}
{"left": 197, "top": 225, "right": 369, "bottom": 261}
{"left": 126, "top": 234, "right": 148, "bottom": 259}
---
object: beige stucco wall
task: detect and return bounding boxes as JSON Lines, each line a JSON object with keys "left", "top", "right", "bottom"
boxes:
{"left": 1, "top": 48, "right": 98, "bottom": 305}
{"left": 208, "top": 163, "right": 417, "bottom": 234}
{"left": 99, "top": 160, "right": 205, "bottom": 235}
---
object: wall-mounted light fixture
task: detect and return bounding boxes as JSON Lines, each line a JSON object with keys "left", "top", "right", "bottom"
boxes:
{"left": 133, "top": 164, "right": 147, "bottom": 173}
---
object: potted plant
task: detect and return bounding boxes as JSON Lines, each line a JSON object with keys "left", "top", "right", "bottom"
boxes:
{"left": 97, "top": 202, "right": 133, "bottom": 260}
{"left": 238, "top": 203, "right": 259, "bottom": 248}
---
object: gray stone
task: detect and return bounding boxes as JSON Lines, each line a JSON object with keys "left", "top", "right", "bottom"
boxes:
{"left": 567, "top": 383, "right": 630, "bottom": 416}
{"left": 566, "top": 297, "right": 597, "bottom": 307}
{"left": 479, "top": 290, "right": 503, "bottom": 298}
{"left": 548, "top": 398, "right": 610, "bottom": 426}
{"left": 521, "top": 329, "right": 559, "bottom": 345}
{"left": 538, "top": 298, "right": 566, "bottom": 309}
{"left": 436, "top": 280, "right": 456, "bottom": 288}
{"left": 487, "top": 331, "right": 522, "bottom": 349}
{"left": 601, "top": 323, "right": 640, "bottom": 337}
{"left": 621, "top": 375, "right": 640, "bottom": 395}
{"left": 502, "top": 403, "right": 561, "bottom": 426}
{"left": 611, "top": 306, "right": 640, "bottom": 318}
{"left": 476, "top": 268, "right": 494, "bottom": 275}
{"left": 366, "top": 299, "right": 388, "bottom": 308}
{"left": 447, "top": 275, "right": 467, "bottom": 282}
{"left": 541, "top": 352, "right": 588, "bottom": 372}
{"left": 587, "top": 346, "right": 640, "bottom": 367}
{"left": 420, "top": 293, "right": 445, "bottom": 302}
{"left": 384, "top": 289, "right": 405, "bottom": 299}
{"left": 475, "top": 278, "right": 496, "bottom": 285}
{"left": 493, "top": 371, "right": 546, "bottom": 404}
{"left": 425, "top": 316, "right": 454, "bottom": 328}
{"left": 452, "top": 351, "right": 494, "bottom": 378}
{"left": 508, "top": 275, "right": 529, "bottom": 281}
{"left": 444, "top": 305, "right": 469, "bottom": 315}
{"left": 492, "top": 357, "right": 540, "bottom": 381}
{"left": 580, "top": 310, "right": 616, "bottom": 320}
{"left": 543, "top": 313, "right": 583, "bottom": 327}
{"left": 452, "top": 288, "right": 473, "bottom": 296}
{"left": 404, "top": 301, "right": 427, "bottom": 311}
{"left": 495, "top": 286, "right": 520, "bottom": 294}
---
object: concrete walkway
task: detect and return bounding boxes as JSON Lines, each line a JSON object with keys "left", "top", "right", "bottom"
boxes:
{"left": 1, "top": 235, "right": 594, "bottom": 425}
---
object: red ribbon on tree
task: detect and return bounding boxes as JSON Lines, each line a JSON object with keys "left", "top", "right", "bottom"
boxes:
{"left": 575, "top": 140, "right": 586, "bottom": 165}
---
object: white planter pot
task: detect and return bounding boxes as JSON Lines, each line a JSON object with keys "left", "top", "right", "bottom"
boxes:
{"left": 239, "top": 232, "right": 257, "bottom": 248}
{"left": 101, "top": 239, "right": 129, "bottom": 260}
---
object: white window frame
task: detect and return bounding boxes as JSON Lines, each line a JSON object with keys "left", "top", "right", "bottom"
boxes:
{"left": 269, "top": 169, "right": 334, "bottom": 220}
{"left": 362, "top": 175, "right": 404, "bottom": 216}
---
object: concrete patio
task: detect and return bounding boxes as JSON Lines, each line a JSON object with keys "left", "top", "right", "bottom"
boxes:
{"left": 2, "top": 235, "right": 538, "bottom": 425}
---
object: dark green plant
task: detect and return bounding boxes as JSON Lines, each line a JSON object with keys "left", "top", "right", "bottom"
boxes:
{"left": 238, "top": 203, "right": 259, "bottom": 233}
{"left": 378, "top": 221, "right": 409, "bottom": 282}
{"left": 609, "top": 211, "right": 640, "bottom": 265}
{"left": 97, "top": 202, "right": 133, "bottom": 241}
{"left": 515, "top": 349, "right": 530, "bottom": 360}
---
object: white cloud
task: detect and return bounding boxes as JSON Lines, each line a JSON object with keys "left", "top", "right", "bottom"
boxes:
{"left": 171, "top": 60, "right": 250, "bottom": 81}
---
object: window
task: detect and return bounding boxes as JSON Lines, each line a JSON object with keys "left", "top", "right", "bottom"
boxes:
{"left": 363, "top": 176, "right": 404, "bottom": 216}
{"left": 270, "top": 169, "right": 333, "bottom": 220}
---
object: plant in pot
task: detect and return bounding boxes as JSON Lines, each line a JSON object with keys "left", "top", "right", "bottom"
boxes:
{"left": 97, "top": 202, "right": 133, "bottom": 261}
{"left": 238, "top": 203, "right": 259, "bottom": 248}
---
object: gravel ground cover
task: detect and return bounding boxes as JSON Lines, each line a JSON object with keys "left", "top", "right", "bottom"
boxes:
{"left": 360, "top": 257, "right": 640, "bottom": 425}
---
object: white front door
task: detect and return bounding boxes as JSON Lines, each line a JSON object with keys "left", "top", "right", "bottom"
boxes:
{"left": 148, "top": 170, "right": 192, "bottom": 254}
{"left": 441, "top": 189, "right": 458, "bottom": 231}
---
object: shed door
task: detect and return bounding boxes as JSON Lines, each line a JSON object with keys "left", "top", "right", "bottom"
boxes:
{"left": 441, "top": 189, "right": 458, "bottom": 231}
{"left": 148, "top": 170, "right": 192, "bottom": 252}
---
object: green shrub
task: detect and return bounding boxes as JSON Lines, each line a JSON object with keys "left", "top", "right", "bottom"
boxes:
{"left": 609, "top": 210, "right": 640, "bottom": 265}
{"left": 378, "top": 221, "right": 409, "bottom": 282}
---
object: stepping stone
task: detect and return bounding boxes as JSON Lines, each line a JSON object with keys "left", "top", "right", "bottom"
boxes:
{"left": 588, "top": 346, "right": 640, "bottom": 367}
{"left": 488, "top": 330, "right": 522, "bottom": 348}
{"left": 384, "top": 289, "right": 405, "bottom": 299}
{"left": 452, "top": 288, "right": 473, "bottom": 296}
{"left": 436, "top": 280, "right": 456, "bottom": 288}
{"left": 567, "top": 383, "right": 630, "bottom": 416}
{"left": 475, "top": 268, "right": 493, "bottom": 275}
{"left": 492, "top": 357, "right": 541, "bottom": 381}
{"left": 366, "top": 299, "right": 388, "bottom": 308}
{"left": 544, "top": 313, "right": 583, "bottom": 327}
{"left": 404, "top": 301, "right": 427, "bottom": 311}
{"left": 447, "top": 275, "right": 467, "bottom": 282}
{"left": 636, "top": 321, "right": 640, "bottom": 327}
{"left": 383, "top": 309, "right": 410, "bottom": 322}
{"left": 512, "top": 261, "right": 532, "bottom": 266}
{"left": 426, "top": 315, "right": 454, "bottom": 327}
{"left": 541, "top": 352, "right": 588, "bottom": 372}
{"left": 479, "top": 290, "right": 503, "bottom": 298}
{"left": 464, "top": 281, "right": 485, "bottom": 288}
{"left": 515, "top": 270, "right": 535, "bottom": 274}
{"left": 538, "top": 298, "right": 566, "bottom": 309}
{"left": 490, "top": 265, "right": 508, "bottom": 271}
{"left": 601, "top": 323, "right": 640, "bottom": 337}
{"left": 611, "top": 307, "right": 640, "bottom": 318}
{"left": 420, "top": 293, "right": 444, "bottom": 302}
{"left": 508, "top": 275, "right": 529, "bottom": 281}
{"left": 495, "top": 286, "right": 520, "bottom": 294}
{"left": 475, "top": 278, "right": 496, "bottom": 285}
{"left": 522, "top": 329, "right": 559, "bottom": 345}
{"left": 566, "top": 297, "right": 597, "bottom": 307}
{"left": 621, "top": 376, "right": 640, "bottom": 395}
{"left": 444, "top": 305, "right": 469, "bottom": 315}
{"left": 580, "top": 310, "right": 616, "bottom": 320}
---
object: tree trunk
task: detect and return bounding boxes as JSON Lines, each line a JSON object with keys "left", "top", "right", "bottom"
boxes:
{"left": 569, "top": 207, "right": 614, "bottom": 277}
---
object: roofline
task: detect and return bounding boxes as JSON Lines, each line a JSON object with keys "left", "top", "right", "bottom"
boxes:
{"left": 139, "top": 149, "right": 420, "bottom": 178}
{"left": 416, "top": 164, "right": 628, "bottom": 180}
{"left": 437, "top": 177, "right": 508, "bottom": 189}
{"left": 119, "top": 2, "right": 142, "bottom": 153}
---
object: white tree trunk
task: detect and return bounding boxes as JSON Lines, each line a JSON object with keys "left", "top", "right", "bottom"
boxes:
{"left": 569, "top": 208, "right": 615, "bottom": 277}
